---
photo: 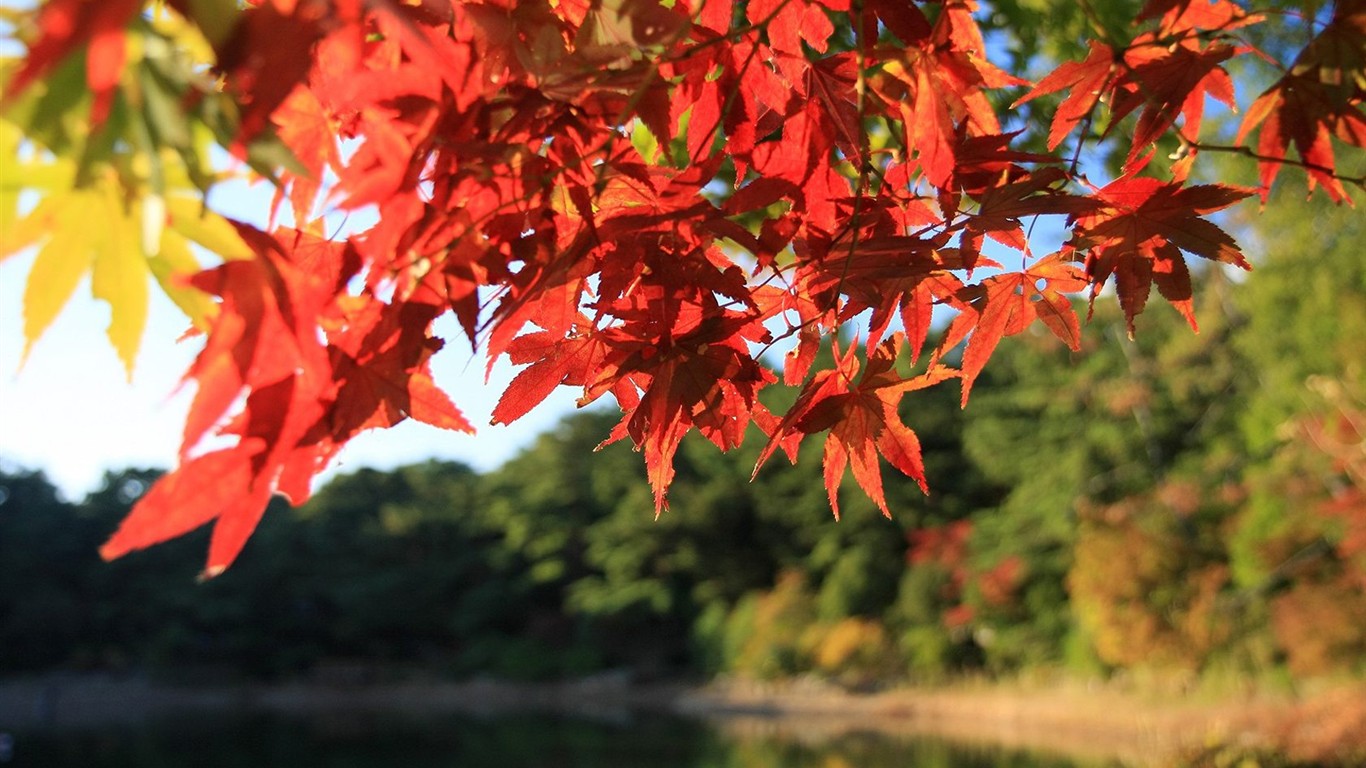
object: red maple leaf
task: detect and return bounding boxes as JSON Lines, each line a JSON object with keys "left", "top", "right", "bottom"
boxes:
{"left": 756, "top": 335, "right": 957, "bottom": 519}
{"left": 1112, "top": 40, "right": 1237, "bottom": 174}
{"left": 491, "top": 319, "right": 607, "bottom": 426}
{"left": 1066, "top": 177, "right": 1254, "bottom": 334}
{"left": 177, "top": 225, "right": 343, "bottom": 458}
{"left": 271, "top": 85, "right": 339, "bottom": 224}
{"left": 1236, "top": 2, "right": 1366, "bottom": 202}
{"left": 104, "top": 224, "right": 464, "bottom": 575}
{"left": 795, "top": 232, "right": 957, "bottom": 342}
{"left": 878, "top": 49, "right": 1017, "bottom": 188}
{"left": 104, "top": 235, "right": 338, "bottom": 574}
{"left": 942, "top": 253, "right": 1089, "bottom": 405}
{"left": 214, "top": 1, "right": 337, "bottom": 144}
{"left": 1014, "top": 10, "right": 1246, "bottom": 168}
{"left": 1013, "top": 41, "right": 1119, "bottom": 151}
{"left": 326, "top": 299, "right": 473, "bottom": 438}
{"left": 865, "top": 2, "right": 1024, "bottom": 189}
{"left": 956, "top": 166, "right": 1103, "bottom": 267}
{"left": 598, "top": 308, "right": 777, "bottom": 515}
{"left": 1138, "top": 0, "right": 1261, "bottom": 34}
{"left": 100, "top": 447, "right": 276, "bottom": 576}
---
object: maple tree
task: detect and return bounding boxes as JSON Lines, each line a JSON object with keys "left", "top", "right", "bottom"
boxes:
{"left": 1, "top": 0, "right": 1363, "bottom": 576}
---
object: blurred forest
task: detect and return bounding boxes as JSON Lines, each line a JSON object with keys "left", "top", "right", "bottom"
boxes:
{"left": 1, "top": 188, "right": 1363, "bottom": 688}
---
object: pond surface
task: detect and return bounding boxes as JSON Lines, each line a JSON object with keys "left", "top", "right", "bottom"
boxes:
{"left": 7, "top": 711, "right": 1118, "bottom": 768}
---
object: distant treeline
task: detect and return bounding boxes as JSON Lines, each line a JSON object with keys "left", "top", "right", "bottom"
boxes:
{"left": 1, "top": 191, "right": 1363, "bottom": 685}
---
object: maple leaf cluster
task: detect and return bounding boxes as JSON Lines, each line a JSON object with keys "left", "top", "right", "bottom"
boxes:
{"left": 2, "top": 0, "right": 1364, "bottom": 574}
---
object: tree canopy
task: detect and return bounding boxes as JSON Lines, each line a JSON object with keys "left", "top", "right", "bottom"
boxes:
{"left": 1, "top": 0, "right": 1363, "bottom": 575}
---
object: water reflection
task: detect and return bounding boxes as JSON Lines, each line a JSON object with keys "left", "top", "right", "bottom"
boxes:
{"left": 13, "top": 712, "right": 1114, "bottom": 768}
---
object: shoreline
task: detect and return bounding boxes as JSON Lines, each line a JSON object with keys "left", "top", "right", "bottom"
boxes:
{"left": 2, "top": 672, "right": 1363, "bottom": 766}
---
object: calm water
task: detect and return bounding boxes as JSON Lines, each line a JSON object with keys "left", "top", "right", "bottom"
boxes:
{"left": 7, "top": 712, "right": 1113, "bottom": 768}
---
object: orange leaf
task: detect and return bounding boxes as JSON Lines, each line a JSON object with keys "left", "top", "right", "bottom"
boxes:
{"left": 1068, "top": 178, "right": 1253, "bottom": 334}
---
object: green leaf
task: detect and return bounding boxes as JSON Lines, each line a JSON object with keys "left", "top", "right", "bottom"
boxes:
{"left": 184, "top": 0, "right": 242, "bottom": 48}
{"left": 631, "top": 118, "right": 661, "bottom": 164}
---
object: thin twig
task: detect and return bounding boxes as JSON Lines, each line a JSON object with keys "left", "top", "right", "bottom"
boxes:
{"left": 1187, "top": 139, "right": 1366, "bottom": 191}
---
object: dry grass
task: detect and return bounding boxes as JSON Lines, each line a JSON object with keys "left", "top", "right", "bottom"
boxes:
{"left": 678, "top": 676, "right": 1366, "bottom": 767}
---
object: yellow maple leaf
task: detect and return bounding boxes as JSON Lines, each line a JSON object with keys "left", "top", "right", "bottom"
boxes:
{"left": 0, "top": 140, "right": 256, "bottom": 377}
